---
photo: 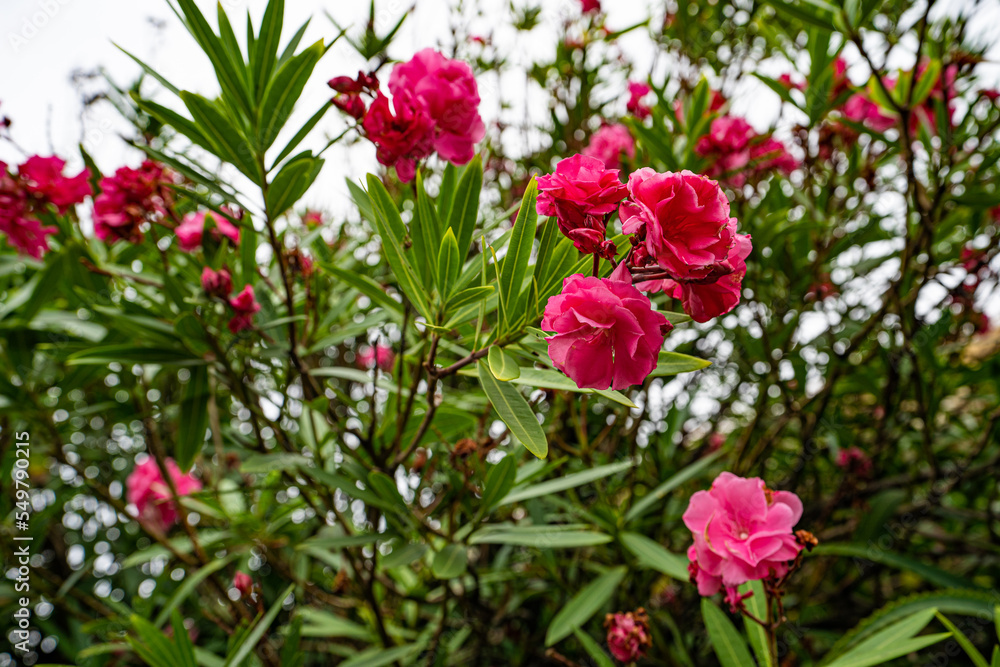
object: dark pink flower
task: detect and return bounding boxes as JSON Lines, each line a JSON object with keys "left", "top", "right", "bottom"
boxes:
{"left": 683, "top": 472, "right": 803, "bottom": 596}
{"left": 653, "top": 232, "right": 752, "bottom": 322}
{"left": 750, "top": 137, "right": 799, "bottom": 175}
{"left": 695, "top": 116, "right": 756, "bottom": 183}
{"left": 175, "top": 209, "right": 240, "bottom": 251}
{"left": 333, "top": 94, "right": 366, "bottom": 119}
{"left": 777, "top": 73, "right": 804, "bottom": 91}
{"left": 583, "top": 124, "right": 635, "bottom": 169}
{"left": 358, "top": 344, "right": 395, "bottom": 373}
{"left": 93, "top": 161, "right": 172, "bottom": 244}
{"left": 626, "top": 81, "right": 652, "bottom": 119}
{"left": 126, "top": 458, "right": 202, "bottom": 532}
{"left": 362, "top": 91, "right": 435, "bottom": 183}
{"left": 604, "top": 609, "right": 651, "bottom": 662}
{"left": 580, "top": 0, "right": 601, "bottom": 13}
{"left": 19, "top": 155, "right": 92, "bottom": 213}
{"left": 842, "top": 94, "right": 896, "bottom": 133}
{"left": 302, "top": 210, "right": 324, "bottom": 228}
{"left": 201, "top": 267, "right": 232, "bottom": 298}
{"left": 388, "top": 49, "right": 485, "bottom": 165}
{"left": 836, "top": 447, "right": 873, "bottom": 477}
{"left": 541, "top": 265, "right": 670, "bottom": 390}
{"left": 228, "top": 285, "right": 261, "bottom": 333}
{"left": 0, "top": 163, "right": 57, "bottom": 259}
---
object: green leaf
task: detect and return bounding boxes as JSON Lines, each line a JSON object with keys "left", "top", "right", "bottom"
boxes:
{"left": 258, "top": 40, "right": 326, "bottom": 149}
{"left": 447, "top": 156, "right": 482, "bottom": 258}
{"left": 381, "top": 543, "right": 427, "bottom": 570}
{"left": 619, "top": 532, "right": 689, "bottom": 580}
{"left": 340, "top": 645, "right": 422, "bottom": 667}
{"left": 702, "top": 599, "right": 756, "bottom": 667}
{"left": 480, "top": 455, "right": 518, "bottom": 512}
{"left": 648, "top": 351, "right": 712, "bottom": 377}
{"left": 175, "top": 365, "right": 209, "bottom": 470}
{"left": 432, "top": 544, "right": 468, "bottom": 579}
{"left": 265, "top": 155, "right": 323, "bottom": 218}
{"left": 501, "top": 459, "right": 634, "bottom": 506}
{"left": 252, "top": 0, "right": 284, "bottom": 101}
{"left": 67, "top": 345, "right": 205, "bottom": 367}
{"left": 224, "top": 584, "right": 295, "bottom": 667}
{"left": 318, "top": 262, "right": 403, "bottom": 314}
{"left": 477, "top": 361, "right": 548, "bottom": 458}
{"left": 180, "top": 92, "right": 259, "bottom": 180}
{"left": 934, "top": 613, "right": 988, "bottom": 667}
{"left": 625, "top": 450, "right": 723, "bottom": 522}
{"left": 366, "top": 175, "right": 434, "bottom": 321}
{"left": 498, "top": 179, "right": 537, "bottom": 330}
{"left": 270, "top": 101, "right": 333, "bottom": 170}
{"left": 241, "top": 452, "right": 311, "bottom": 473}
{"left": 154, "top": 554, "right": 238, "bottom": 627}
{"left": 572, "top": 627, "right": 617, "bottom": 667}
{"left": 297, "top": 608, "right": 372, "bottom": 640}
{"left": 545, "top": 567, "right": 626, "bottom": 646}
{"left": 825, "top": 608, "right": 947, "bottom": 667}
{"left": 445, "top": 285, "right": 494, "bottom": 312}
{"left": 910, "top": 59, "right": 942, "bottom": 107}
{"left": 469, "top": 526, "right": 612, "bottom": 548}
{"left": 436, "top": 227, "right": 461, "bottom": 300}
{"left": 811, "top": 543, "right": 974, "bottom": 590}
{"left": 487, "top": 346, "right": 521, "bottom": 381}
{"left": 743, "top": 580, "right": 773, "bottom": 667}
{"left": 765, "top": 0, "right": 837, "bottom": 31}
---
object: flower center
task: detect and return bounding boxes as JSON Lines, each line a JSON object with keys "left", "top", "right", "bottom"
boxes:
{"left": 738, "top": 531, "right": 749, "bottom": 540}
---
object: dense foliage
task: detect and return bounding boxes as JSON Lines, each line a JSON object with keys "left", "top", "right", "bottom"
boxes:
{"left": 2, "top": 0, "right": 1000, "bottom": 665}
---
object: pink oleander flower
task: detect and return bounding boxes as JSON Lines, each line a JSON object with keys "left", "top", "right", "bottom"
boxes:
{"left": 683, "top": 472, "right": 803, "bottom": 596}
{"left": 580, "top": 0, "right": 601, "bottom": 13}
{"left": 201, "top": 267, "right": 232, "bottom": 298}
{"left": 541, "top": 264, "right": 670, "bottom": 390}
{"left": 175, "top": 208, "right": 240, "bottom": 251}
{"left": 93, "top": 160, "right": 172, "bottom": 244}
{"left": 695, "top": 116, "right": 756, "bottom": 183}
{"left": 842, "top": 94, "right": 896, "bottom": 133}
{"left": 0, "top": 163, "right": 57, "bottom": 259}
{"left": 388, "top": 49, "right": 485, "bottom": 166}
{"left": 652, "top": 233, "right": 752, "bottom": 322}
{"left": 583, "top": 124, "right": 636, "bottom": 169}
{"left": 228, "top": 285, "right": 261, "bottom": 333}
{"left": 362, "top": 91, "right": 435, "bottom": 183}
{"left": 302, "top": 210, "right": 324, "bottom": 228}
{"left": 778, "top": 73, "right": 805, "bottom": 91}
{"left": 750, "top": 137, "right": 800, "bottom": 175}
{"left": 19, "top": 155, "right": 92, "bottom": 213}
{"left": 836, "top": 447, "right": 873, "bottom": 477}
{"left": 626, "top": 81, "right": 652, "bottom": 120}
{"left": 126, "top": 457, "right": 202, "bottom": 532}
{"left": 604, "top": 609, "right": 651, "bottom": 663}
{"left": 536, "top": 154, "right": 628, "bottom": 257}
{"left": 358, "top": 344, "right": 395, "bottom": 373}
{"left": 620, "top": 168, "right": 736, "bottom": 281}
{"left": 233, "top": 572, "right": 254, "bottom": 598}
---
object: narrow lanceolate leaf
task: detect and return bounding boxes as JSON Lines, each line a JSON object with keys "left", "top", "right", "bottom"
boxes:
{"left": 318, "top": 262, "right": 403, "bottom": 314}
{"left": 498, "top": 179, "right": 538, "bottom": 330}
{"left": 469, "top": 526, "right": 611, "bottom": 548}
{"left": 545, "top": 567, "right": 626, "bottom": 646}
{"left": 477, "top": 361, "right": 547, "bottom": 458}
{"left": 625, "top": 449, "right": 723, "bottom": 522}
{"left": 447, "top": 156, "right": 482, "bottom": 258}
{"left": 175, "top": 365, "right": 209, "bottom": 470}
{"left": 487, "top": 346, "right": 520, "bottom": 381}
{"left": 648, "top": 351, "right": 712, "bottom": 377}
{"left": 501, "top": 459, "right": 635, "bottom": 506}
{"left": 436, "top": 228, "right": 461, "bottom": 300}
{"left": 619, "top": 532, "right": 689, "bottom": 580}
{"left": 701, "top": 599, "right": 756, "bottom": 667}
{"left": 265, "top": 155, "right": 323, "bottom": 218}
{"left": 252, "top": 0, "right": 284, "bottom": 101}
{"left": 432, "top": 544, "right": 468, "bottom": 579}
{"left": 365, "top": 175, "right": 434, "bottom": 321}
{"left": 224, "top": 584, "right": 295, "bottom": 667}
{"left": 934, "top": 613, "right": 988, "bottom": 667}
{"left": 180, "top": 92, "right": 259, "bottom": 180}
{"left": 743, "top": 580, "right": 774, "bottom": 667}
{"left": 480, "top": 455, "right": 518, "bottom": 512}
{"left": 572, "top": 627, "right": 616, "bottom": 667}
{"left": 258, "top": 40, "right": 326, "bottom": 149}
{"left": 412, "top": 170, "right": 443, "bottom": 287}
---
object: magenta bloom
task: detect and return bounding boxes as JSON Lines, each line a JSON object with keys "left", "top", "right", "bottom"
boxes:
{"left": 626, "top": 81, "right": 652, "bottom": 120}
{"left": 541, "top": 266, "right": 670, "bottom": 390}
{"left": 0, "top": 163, "right": 57, "bottom": 259}
{"left": 228, "top": 285, "right": 261, "bottom": 333}
{"left": 605, "top": 610, "right": 651, "bottom": 662}
{"left": 19, "top": 155, "right": 92, "bottom": 213}
{"left": 233, "top": 572, "right": 254, "bottom": 598}
{"left": 842, "top": 94, "right": 896, "bottom": 133}
{"left": 126, "top": 458, "right": 202, "bottom": 532}
{"left": 358, "top": 344, "right": 395, "bottom": 373}
{"left": 536, "top": 154, "right": 628, "bottom": 257}
{"left": 750, "top": 137, "right": 799, "bottom": 175}
{"left": 620, "top": 169, "right": 736, "bottom": 281}
{"left": 580, "top": 0, "right": 601, "bottom": 13}
{"left": 836, "top": 447, "right": 873, "bottom": 477}
{"left": 695, "top": 115, "right": 756, "bottom": 183}
{"left": 175, "top": 209, "right": 240, "bottom": 251}
{"left": 362, "top": 91, "right": 435, "bottom": 183}
{"left": 683, "top": 472, "right": 803, "bottom": 596}
{"left": 583, "top": 124, "right": 636, "bottom": 169}
{"left": 661, "top": 232, "right": 752, "bottom": 323}
{"left": 389, "top": 49, "right": 485, "bottom": 165}
{"left": 201, "top": 267, "right": 232, "bottom": 298}
{"left": 93, "top": 161, "right": 171, "bottom": 244}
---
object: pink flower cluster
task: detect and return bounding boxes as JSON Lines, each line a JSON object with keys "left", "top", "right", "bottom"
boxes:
{"left": 0, "top": 156, "right": 91, "bottom": 258}
{"left": 332, "top": 50, "right": 485, "bottom": 182}
{"left": 583, "top": 124, "right": 635, "bottom": 170}
{"left": 93, "top": 160, "right": 173, "bottom": 244}
{"left": 176, "top": 208, "right": 241, "bottom": 251}
{"left": 201, "top": 268, "right": 260, "bottom": 333}
{"left": 358, "top": 344, "right": 395, "bottom": 373}
{"left": 683, "top": 472, "right": 803, "bottom": 597}
{"left": 695, "top": 116, "right": 799, "bottom": 187}
{"left": 126, "top": 457, "right": 202, "bottom": 532}
{"left": 604, "top": 609, "right": 651, "bottom": 662}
